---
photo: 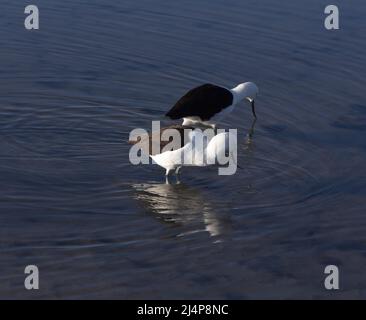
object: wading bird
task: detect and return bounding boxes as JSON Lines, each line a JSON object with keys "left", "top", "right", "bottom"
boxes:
{"left": 129, "top": 125, "right": 237, "bottom": 181}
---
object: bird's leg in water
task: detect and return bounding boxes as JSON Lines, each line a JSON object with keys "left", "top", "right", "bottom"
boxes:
{"left": 165, "top": 169, "right": 174, "bottom": 184}
{"left": 175, "top": 167, "right": 182, "bottom": 184}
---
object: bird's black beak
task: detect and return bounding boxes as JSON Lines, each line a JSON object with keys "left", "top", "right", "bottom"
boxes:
{"left": 251, "top": 100, "right": 257, "bottom": 119}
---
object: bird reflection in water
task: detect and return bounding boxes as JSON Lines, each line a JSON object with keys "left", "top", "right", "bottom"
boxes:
{"left": 132, "top": 182, "right": 232, "bottom": 238}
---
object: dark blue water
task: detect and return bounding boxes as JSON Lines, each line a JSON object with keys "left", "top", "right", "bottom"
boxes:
{"left": 1, "top": 0, "right": 366, "bottom": 299}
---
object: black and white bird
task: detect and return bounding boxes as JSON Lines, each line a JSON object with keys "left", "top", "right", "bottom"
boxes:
{"left": 129, "top": 125, "right": 237, "bottom": 178}
{"left": 165, "top": 82, "right": 259, "bottom": 128}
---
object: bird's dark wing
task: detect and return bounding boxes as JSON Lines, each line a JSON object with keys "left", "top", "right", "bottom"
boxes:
{"left": 165, "top": 84, "right": 233, "bottom": 121}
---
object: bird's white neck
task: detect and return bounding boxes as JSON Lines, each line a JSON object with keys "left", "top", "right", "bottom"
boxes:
{"left": 231, "top": 86, "right": 249, "bottom": 104}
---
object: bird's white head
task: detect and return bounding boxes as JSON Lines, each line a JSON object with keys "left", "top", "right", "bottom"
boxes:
{"left": 231, "top": 82, "right": 259, "bottom": 118}
{"left": 232, "top": 82, "right": 259, "bottom": 102}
